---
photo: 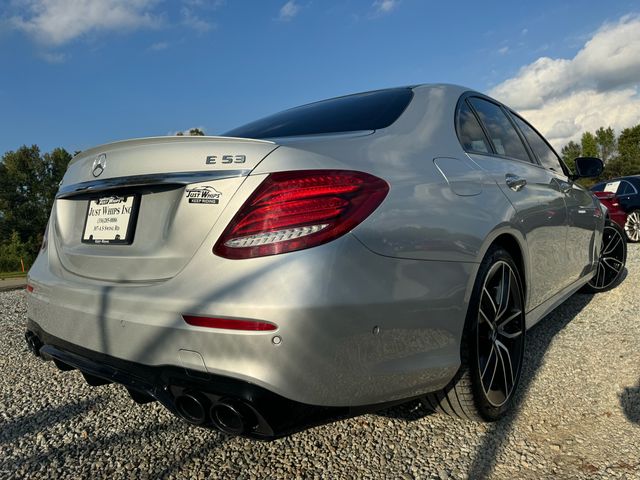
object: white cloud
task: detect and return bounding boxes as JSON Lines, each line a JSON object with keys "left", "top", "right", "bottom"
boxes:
{"left": 497, "top": 46, "right": 509, "bottom": 55}
{"left": 278, "top": 1, "right": 300, "bottom": 21}
{"left": 372, "top": 0, "right": 400, "bottom": 15}
{"left": 148, "top": 41, "right": 168, "bottom": 51}
{"left": 39, "top": 50, "right": 67, "bottom": 63}
{"left": 10, "top": 0, "right": 162, "bottom": 46}
{"left": 489, "top": 15, "right": 640, "bottom": 148}
{"left": 181, "top": 6, "right": 214, "bottom": 33}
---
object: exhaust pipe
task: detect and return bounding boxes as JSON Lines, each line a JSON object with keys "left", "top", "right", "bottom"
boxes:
{"left": 175, "top": 391, "right": 209, "bottom": 425}
{"left": 210, "top": 399, "right": 256, "bottom": 435}
{"left": 25, "top": 331, "right": 43, "bottom": 357}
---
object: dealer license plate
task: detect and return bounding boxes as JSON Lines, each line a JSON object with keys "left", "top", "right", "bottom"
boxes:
{"left": 82, "top": 195, "right": 138, "bottom": 244}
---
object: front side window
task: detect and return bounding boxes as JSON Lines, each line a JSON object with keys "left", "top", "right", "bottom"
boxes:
{"left": 511, "top": 114, "right": 564, "bottom": 173}
{"left": 467, "top": 98, "right": 531, "bottom": 163}
{"left": 457, "top": 101, "right": 491, "bottom": 153}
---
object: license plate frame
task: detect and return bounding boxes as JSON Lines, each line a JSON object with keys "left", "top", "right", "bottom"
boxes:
{"left": 81, "top": 194, "right": 140, "bottom": 245}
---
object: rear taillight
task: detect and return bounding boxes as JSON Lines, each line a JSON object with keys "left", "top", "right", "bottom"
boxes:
{"left": 213, "top": 170, "right": 389, "bottom": 259}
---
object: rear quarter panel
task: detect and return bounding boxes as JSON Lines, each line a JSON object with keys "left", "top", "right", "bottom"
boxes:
{"left": 252, "top": 85, "right": 517, "bottom": 266}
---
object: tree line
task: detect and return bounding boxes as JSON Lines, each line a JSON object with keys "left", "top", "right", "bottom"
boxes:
{"left": 0, "top": 124, "right": 638, "bottom": 273}
{"left": 0, "top": 146, "right": 72, "bottom": 272}
{"left": 560, "top": 124, "right": 640, "bottom": 183}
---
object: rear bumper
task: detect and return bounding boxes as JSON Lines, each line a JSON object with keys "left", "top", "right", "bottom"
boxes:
{"left": 27, "top": 233, "right": 476, "bottom": 409}
{"left": 25, "top": 321, "right": 351, "bottom": 439}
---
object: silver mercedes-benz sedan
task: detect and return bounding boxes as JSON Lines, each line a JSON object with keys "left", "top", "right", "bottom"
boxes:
{"left": 25, "top": 84, "right": 626, "bottom": 439}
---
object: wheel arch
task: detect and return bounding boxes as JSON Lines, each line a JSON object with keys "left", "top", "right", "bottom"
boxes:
{"left": 477, "top": 227, "right": 529, "bottom": 309}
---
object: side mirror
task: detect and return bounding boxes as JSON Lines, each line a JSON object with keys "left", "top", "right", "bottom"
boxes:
{"left": 573, "top": 157, "right": 603, "bottom": 178}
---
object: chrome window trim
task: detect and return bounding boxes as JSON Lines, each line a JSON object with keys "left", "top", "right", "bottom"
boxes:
{"left": 56, "top": 169, "right": 252, "bottom": 199}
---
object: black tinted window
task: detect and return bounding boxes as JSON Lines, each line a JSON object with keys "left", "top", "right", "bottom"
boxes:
{"left": 618, "top": 181, "right": 636, "bottom": 195}
{"left": 457, "top": 101, "right": 491, "bottom": 153}
{"left": 468, "top": 98, "right": 531, "bottom": 162}
{"left": 511, "top": 114, "right": 563, "bottom": 172}
{"left": 224, "top": 88, "right": 414, "bottom": 139}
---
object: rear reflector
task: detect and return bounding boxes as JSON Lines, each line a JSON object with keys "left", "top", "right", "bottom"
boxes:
{"left": 183, "top": 315, "right": 277, "bottom": 331}
{"left": 213, "top": 170, "right": 389, "bottom": 259}
{"left": 26, "top": 284, "right": 34, "bottom": 293}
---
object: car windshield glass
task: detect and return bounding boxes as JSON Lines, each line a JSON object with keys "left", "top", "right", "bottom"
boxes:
{"left": 224, "top": 88, "right": 414, "bottom": 139}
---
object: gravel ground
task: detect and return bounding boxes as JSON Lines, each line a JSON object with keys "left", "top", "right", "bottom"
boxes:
{"left": 1, "top": 247, "right": 639, "bottom": 479}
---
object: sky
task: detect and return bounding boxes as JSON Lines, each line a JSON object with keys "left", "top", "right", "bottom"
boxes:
{"left": 1, "top": 0, "right": 639, "bottom": 155}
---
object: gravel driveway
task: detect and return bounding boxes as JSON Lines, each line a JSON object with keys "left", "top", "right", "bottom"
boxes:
{"left": 1, "top": 247, "right": 639, "bottom": 480}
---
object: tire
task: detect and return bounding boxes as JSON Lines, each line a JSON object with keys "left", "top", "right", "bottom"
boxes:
{"left": 423, "top": 246, "right": 526, "bottom": 422}
{"left": 624, "top": 210, "right": 640, "bottom": 243}
{"left": 582, "top": 219, "right": 627, "bottom": 293}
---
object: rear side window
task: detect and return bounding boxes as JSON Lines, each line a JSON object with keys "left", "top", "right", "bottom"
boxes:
{"left": 511, "top": 114, "right": 563, "bottom": 172}
{"left": 224, "top": 88, "right": 414, "bottom": 139}
{"left": 467, "top": 97, "right": 531, "bottom": 163}
{"left": 618, "top": 181, "right": 637, "bottom": 195}
{"left": 604, "top": 181, "right": 621, "bottom": 193}
{"left": 457, "top": 101, "right": 491, "bottom": 153}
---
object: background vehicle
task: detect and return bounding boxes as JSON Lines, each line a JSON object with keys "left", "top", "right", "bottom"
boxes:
{"left": 591, "top": 176, "right": 640, "bottom": 242}
{"left": 24, "top": 85, "right": 624, "bottom": 439}
{"left": 592, "top": 191, "right": 628, "bottom": 229}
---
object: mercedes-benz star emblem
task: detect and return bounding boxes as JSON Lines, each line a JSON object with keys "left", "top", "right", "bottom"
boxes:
{"left": 92, "top": 153, "right": 107, "bottom": 177}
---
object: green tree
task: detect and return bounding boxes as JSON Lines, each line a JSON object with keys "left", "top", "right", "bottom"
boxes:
{"left": 561, "top": 141, "right": 582, "bottom": 172}
{"left": 0, "top": 231, "right": 31, "bottom": 272}
{"left": 176, "top": 128, "right": 205, "bottom": 136}
{"left": 617, "top": 125, "right": 640, "bottom": 163}
{"left": 581, "top": 131, "right": 598, "bottom": 157}
{"left": 605, "top": 124, "right": 640, "bottom": 178}
{"left": 594, "top": 126, "right": 616, "bottom": 163}
{"left": 0, "top": 145, "right": 72, "bottom": 257}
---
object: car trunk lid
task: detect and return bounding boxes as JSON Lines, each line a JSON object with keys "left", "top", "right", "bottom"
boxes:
{"left": 53, "top": 136, "right": 277, "bottom": 282}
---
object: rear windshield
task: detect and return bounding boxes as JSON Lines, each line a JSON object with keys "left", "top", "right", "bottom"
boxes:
{"left": 224, "top": 88, "right": 414, "bottom": 139}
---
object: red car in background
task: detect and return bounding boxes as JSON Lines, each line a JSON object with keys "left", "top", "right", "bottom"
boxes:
{"left": 593, "top": 191, "right": 627, "bottom": 230}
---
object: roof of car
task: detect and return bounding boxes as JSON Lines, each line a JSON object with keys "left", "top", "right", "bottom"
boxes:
{"left": 603, "top": 175, "right": 640, "bottom": 182}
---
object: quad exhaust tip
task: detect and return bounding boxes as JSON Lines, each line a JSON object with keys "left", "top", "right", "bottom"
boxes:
{"left": 210, "top": 399, "right": 256, "bottom": 435}
{"left": 173, "top": 392, "right": 257, "bottom": 435}
{"left": 175, "top": 391, "right": 210, "bottom": 425}
{"left": 24, "top": 330, "right": 264, "bottom": 437}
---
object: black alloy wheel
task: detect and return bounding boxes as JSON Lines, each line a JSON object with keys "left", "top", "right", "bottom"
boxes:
{"left": 423, "top": 246, "right": 526, "bottom": 422}
{"left": 584, "top": 219, "right": 627, "bottom": 292}
{"left": 477, "top": 260, "right": 525, "bottom": 408}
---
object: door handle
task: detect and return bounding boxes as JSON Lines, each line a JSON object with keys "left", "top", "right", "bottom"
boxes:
{"left": 505, "top": 173, "right": 527, "bottom": 192}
